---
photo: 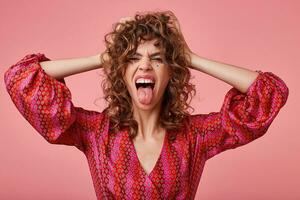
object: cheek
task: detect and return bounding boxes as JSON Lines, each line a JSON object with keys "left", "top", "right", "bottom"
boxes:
{"left": 162, "top": 69, "right": 171, "bottom": 84}
{"left": 123, "top": 75, "right": 134, "bottom": 93}
{"left": 123, "top": 69, "right": 131, "bottom": 85}
{"left": 124, "top": 78, "right": 131, "bottom": 90}
{"left": 162, "top": 79, "right": 170, "bottom": 89}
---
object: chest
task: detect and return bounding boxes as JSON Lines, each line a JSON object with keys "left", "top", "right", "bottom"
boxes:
{"left": 132, "top": 137, "right": 165, "bottom": 175}
{"left": 85, "top": 129, "right": 195, "bottom": 198}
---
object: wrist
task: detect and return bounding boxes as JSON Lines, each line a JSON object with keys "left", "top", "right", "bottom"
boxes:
{"left": 89, "top": 54, "right": 102, "bottom": 68}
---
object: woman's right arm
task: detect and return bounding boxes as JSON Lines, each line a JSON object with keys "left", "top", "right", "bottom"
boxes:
{"left": 4, "top": 53, "right": 107, "bottom": 152}
{"left": 40, "top": 53, "right": 103, "bottom": 80}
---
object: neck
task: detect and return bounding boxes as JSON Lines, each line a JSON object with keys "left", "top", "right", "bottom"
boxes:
{"left": 132, "top": 101, "right": 164, "bottom": 141}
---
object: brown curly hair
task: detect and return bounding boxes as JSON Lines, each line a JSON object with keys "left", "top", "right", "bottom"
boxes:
{"left": 99, "top": 10, "right": 196, "bottom": 140}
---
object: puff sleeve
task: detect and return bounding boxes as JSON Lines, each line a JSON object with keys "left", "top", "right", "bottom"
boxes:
{"left": 4, "top": 53, "right": 103, "bottom": 152}
{"left": 190, "top": 70, "right": 289, "bottom": 161}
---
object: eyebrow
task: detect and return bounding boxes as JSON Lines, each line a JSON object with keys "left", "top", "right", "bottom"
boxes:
{"left": 133, "top": 52, "right": 161, "bottom": 57}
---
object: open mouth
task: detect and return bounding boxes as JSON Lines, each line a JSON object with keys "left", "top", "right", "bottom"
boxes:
{"left": 135, "top": 82, "right": 155, "bottom": 90}
{"left": 134, "top": 79, "right": 156, "bottom": 104}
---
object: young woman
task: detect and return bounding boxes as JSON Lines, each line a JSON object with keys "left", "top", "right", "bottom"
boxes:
{"left": 4, "top": 10, "right": 289, "bottom": 200}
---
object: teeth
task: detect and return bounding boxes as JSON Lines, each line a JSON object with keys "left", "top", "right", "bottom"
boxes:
{"left": 136, "top": 78, "right": 154, "bottom": 84}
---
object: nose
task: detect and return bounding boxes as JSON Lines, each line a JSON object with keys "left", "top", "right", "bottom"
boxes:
{"left": 138, "top": 58, "right": 153, "bottom": 71}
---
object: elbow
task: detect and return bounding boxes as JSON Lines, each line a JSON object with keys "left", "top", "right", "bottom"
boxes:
{"left": 281, "top": 82, "right": 289, "bottom": 107}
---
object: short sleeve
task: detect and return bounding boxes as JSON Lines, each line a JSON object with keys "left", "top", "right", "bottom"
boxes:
{"left": 4, "top": 53, "right": 104, "bottom": 152}
{"left": 190, "top": 70, "right": 289, "bottom": 161}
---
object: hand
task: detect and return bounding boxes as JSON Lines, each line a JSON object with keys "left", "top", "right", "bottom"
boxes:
{"left": 166, "top": 12, "right": 193, "bottom": 56}
{"left": 116, "top": 16, "right": 135, "bottom": 32}
{"left": 104, "top": 16, "right": 135, "bottom": 59}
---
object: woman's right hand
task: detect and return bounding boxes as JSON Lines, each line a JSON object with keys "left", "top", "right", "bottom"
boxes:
{"left": 115, "top": 16, "right": 135, "bottom": 31}
{"left": 100, "top": 16, "right": 135, "bottom": 67}
{"left": 96, "top": 51, "right": 110, "bottom": 68}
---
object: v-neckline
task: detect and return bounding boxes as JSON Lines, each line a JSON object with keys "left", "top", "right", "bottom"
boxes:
{"left": 127, "top": 128, "right": 168, "bottom": 178}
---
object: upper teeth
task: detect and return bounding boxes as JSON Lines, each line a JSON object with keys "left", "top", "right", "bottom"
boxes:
{"left": 136, "top": 78, "right": 154, "bottom": 83}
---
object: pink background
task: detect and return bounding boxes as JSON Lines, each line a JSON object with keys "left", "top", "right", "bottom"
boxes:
{"left": 0, "top": 0, "right": 298, "bottom": 199}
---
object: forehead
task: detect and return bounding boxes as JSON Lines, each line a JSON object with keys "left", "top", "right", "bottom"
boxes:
{"left": 135, "top": 39, "right": 161, "bottom": 54}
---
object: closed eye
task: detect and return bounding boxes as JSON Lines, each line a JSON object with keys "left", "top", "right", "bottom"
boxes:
{"left": 128, "top": 57, "right": 163, "bottom": 62}
{"left": 153, "top": 58, "right": 162, "bottom": 62}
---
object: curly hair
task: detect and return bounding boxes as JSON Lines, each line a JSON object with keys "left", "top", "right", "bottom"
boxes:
{"left": 99, "top": 10, "right": 196, "bottom": 140}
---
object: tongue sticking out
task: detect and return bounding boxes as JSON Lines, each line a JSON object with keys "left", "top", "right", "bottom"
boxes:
{"left": 137, "top": 86, "right": 153, "bottom": 105}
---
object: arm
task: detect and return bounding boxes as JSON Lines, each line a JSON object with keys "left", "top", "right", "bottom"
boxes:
{"left": 40, "top": 53, "right": 105, "bottom": 80}
{"left": 189, "top": 52, "right": 259, "bottom": 94}
{"left": 167, "top": 12, "right": 289, "bottom": 162}
{"left": 189, "top": 70, "right": 289, "bottom": 161}
{"left": 165, "top": 12, "right": 259, "bottom": 93}
{"left": 4, "top": 53, "right": 106, "bottom": 152}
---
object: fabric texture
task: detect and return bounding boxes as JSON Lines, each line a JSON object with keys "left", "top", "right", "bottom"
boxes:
{"left": 4, "top": 53, "right": 289, "bottom": 199}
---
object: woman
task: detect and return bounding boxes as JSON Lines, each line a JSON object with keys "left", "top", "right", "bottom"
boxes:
{"left": 4, "top": 10, "right": 289, "bottom": 200}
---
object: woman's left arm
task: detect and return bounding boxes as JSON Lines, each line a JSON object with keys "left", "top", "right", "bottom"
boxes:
{"left": 188, "top": 53, "right": 259, "bottom": 94}
{"left": 167, "top": 12, "right": 259, "bottom": 93}
{"left": 167, "top": 12, "right": 289, "bottom": 161}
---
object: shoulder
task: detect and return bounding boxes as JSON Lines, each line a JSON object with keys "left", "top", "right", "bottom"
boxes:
{"left": 186, "top": 113, "right": 215, "bottom": 126}
{"left": 74, "top": 106, "right": 108, "bottom": 133}
{"left": 184, "top": 112, "right": 221, "bottom": 133}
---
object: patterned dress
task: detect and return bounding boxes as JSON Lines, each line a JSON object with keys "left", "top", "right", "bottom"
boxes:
{"left": 4, "top": 53, "right": 289, "bottom": 199}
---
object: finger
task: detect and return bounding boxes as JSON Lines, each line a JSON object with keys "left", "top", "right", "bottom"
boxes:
{"left": 120, "top": 16, "right": 134, "bottom": 23}
{"left": 116, "top": 16, "right": 135, "bottom": 31}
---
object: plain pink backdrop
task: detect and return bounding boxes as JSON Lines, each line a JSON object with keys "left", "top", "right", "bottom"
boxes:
{"left": 0, "top": 0, "right": 298, "bottom": 199}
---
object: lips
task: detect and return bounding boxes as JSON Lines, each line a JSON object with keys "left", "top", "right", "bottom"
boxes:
{"left": 134, "top": 74, "right": 156, "bottom": 90}
{"left": 134, "top": 74, "right": 156, "bottom": 83}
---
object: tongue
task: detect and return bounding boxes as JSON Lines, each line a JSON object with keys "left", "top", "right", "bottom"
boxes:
{"left": 137, "top": 86, "right": 153, "bottom": 105}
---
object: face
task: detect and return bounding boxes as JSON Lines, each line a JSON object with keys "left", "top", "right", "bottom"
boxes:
{"left": 123, "top": 39, "right": 171, "bottom": 111}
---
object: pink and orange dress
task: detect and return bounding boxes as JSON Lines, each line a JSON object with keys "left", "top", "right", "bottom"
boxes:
{"left": 4, "top": 53, "right": 289, "bottom": 199}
